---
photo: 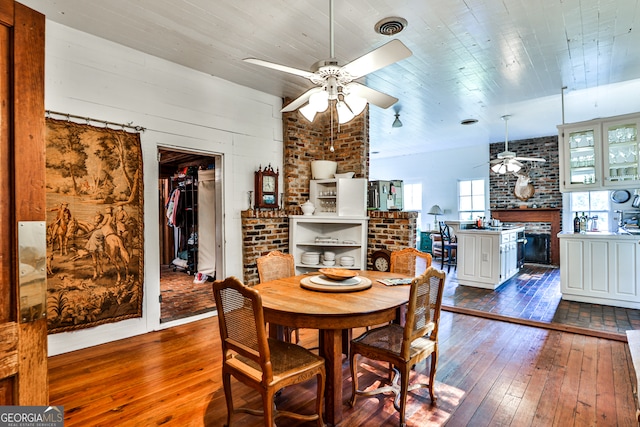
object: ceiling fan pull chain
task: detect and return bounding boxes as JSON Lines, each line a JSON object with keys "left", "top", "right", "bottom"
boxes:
{"left": 330, "top": 101, "right": 335, "bottom": 152}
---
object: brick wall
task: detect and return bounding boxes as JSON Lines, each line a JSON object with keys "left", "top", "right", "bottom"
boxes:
{"left": 489, "top": 135, "right": 563, "bottom": 240}
{"left": 367, "top": 211, "right": 419, "bottom": 269}
{"left": 282, "top": 105, "right": 369, "bottom": 213}
{"left": 489, "top": 135, "right": 561, "bottom": 211}
{"left": 241, "top": 210, "right": 289, "bottom": 285}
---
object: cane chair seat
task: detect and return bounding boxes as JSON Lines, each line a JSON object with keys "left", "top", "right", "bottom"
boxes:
{"left": 213, "top": 277, "right": 326, "bottom": 427}
{"left": 349, "top": 267, "right": 446, "bottom": 427}
{"left": 390, "top": 247, "right": 432, "bottom": 276}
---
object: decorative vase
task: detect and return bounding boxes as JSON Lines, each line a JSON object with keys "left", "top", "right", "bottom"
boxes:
{"left": 311, "top": 160, "right": 338, "bottom": 179}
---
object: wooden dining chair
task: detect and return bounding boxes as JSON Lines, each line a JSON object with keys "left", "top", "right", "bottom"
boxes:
{"left": 349, "top": 267, "right": 447, "bottom": 427}
{"left": 390, "top": 247, "right": 432, "bottom": 276}
{"left": 212, "top": 276, "right": 326, "bottom": 427}
{"left": 256, "top": 251, "right": 300, "bottom": 343}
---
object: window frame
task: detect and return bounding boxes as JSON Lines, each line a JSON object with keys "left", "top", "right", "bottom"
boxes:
{"left": 458, "top": 178, "right": 486, "bottom": 221}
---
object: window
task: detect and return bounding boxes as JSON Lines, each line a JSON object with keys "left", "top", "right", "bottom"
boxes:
{"left": 404, "top": 182, "right": 422, "bottom": 231}
{"left": 458, "top": 179, "right": 485, "bottom": 220}
{"left": 570, "top": 191, "right": 610, "bottom": 232}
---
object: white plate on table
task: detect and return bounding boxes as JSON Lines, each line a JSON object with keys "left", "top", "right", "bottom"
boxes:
{"left": 310, "top": 275, "right": 361, "bottom": 286}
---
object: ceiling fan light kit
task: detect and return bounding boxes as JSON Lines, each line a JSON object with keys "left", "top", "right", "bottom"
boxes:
{"left": 243, "top": 0, "right": 412, "bottom": 125}
{"left": 392, "top": 113, "right": 403, "bottom": 128}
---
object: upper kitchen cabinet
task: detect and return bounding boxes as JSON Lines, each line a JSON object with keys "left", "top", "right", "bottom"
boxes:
{"left": 309, "top": 178, "right": 367, "bottom": 217}
{"left": 603, "top": 116, "right": 639, "bottom": 187}
{"left": 559, "top": 112, "right": 640, "bottom": 192}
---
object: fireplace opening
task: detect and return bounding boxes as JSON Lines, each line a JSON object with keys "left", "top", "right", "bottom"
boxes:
{"left": 524, "top": 233, "right": 551, "bottom": 264}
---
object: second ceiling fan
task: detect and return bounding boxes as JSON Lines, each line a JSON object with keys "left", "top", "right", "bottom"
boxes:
{"left": 243, "top": 0, "right": 412, "bottom": 123}
{"left": 491, "top": 115, "right": 546, "bottom": 174}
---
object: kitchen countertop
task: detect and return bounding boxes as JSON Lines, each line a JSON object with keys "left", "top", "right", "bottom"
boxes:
{"left": 457, "top": 226, "right": 525, "bottom": 234}
{"left": 558, "top": 231, "right": 640, "bottom": 239}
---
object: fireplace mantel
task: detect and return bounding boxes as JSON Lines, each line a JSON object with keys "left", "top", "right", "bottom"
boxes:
{"left": 490, "top": 208, "right": 561, "bottom": 265}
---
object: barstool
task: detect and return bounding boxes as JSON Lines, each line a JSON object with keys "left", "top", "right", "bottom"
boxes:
{"left": 439, "top": 222, "right": 457, "bottom": 273}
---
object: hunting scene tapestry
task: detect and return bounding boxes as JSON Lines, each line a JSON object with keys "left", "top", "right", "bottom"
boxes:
{"left": 45, "top": 118, "right": 144, "bottom": 333}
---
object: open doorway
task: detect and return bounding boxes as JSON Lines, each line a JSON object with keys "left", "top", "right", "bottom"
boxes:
{"left": 158, "top": 148, "right": 223, "bottom": 323}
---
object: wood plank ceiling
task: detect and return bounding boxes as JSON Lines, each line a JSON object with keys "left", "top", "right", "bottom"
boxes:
{"left": 20, "top": 0, "right": 640, "bottom": 158}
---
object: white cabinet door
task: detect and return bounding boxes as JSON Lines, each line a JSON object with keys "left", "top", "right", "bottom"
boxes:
{"left": 602, "top": 116, "right": 640, "bottom": 188}
{"left": 558, "top": 122, "right": 603, "bottom": 192}
{"left": 458, "top": 233, "right": 500, "bottom": 286}
{"left": 309, "top": 178, "right": 366, "bottom": 216}
{"left": 560, "top": 238, "right": 586, "bottom": 294}
{"left": 560, "top": 235, "right": 640, "bottom": 307}
{"left": 500, "top": 243, "right": 508, "bottom": 282}
{"left": 608, "top": 239, "right": 640, "bottom": 301}
{"left": 558, "top": 112, "right": 640, "bottom": 192}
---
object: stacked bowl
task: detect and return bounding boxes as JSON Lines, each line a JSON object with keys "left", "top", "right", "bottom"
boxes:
{"left": 339, "top": 256, "right": 355, "bottom": 267}
{"left": 301, "top": 251, "right": 320, "bottom": 265}
{"left": 322, "top": 251, "right": 336, "bottom": 266}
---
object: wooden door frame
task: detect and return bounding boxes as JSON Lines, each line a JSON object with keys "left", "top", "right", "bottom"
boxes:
{"left": 0, "top": 0, "right": 47, "bottom": 404}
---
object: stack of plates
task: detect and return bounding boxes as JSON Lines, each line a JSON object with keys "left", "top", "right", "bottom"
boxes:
{"left": 301, "top": 251, "right": 320, "bottom": 265}
{"left": 339, "top": 256, "right": 355, "bottom": 267}
{"left": 315, "top": 236, "right": 339, "bottom": 243}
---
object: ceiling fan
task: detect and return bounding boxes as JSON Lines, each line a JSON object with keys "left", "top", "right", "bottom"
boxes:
{"left": 243, "top": 0, "right": 412, "bottom": 124}
{"left": 491, "top": 115, "right": 546, "bottom": 174}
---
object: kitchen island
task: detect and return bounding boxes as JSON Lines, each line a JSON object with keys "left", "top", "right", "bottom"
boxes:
{"left": 559, "top": 231, "right": 640, "bottom": 309}
{"left": 456, "top": 226, "right": 525, "bottom": 289}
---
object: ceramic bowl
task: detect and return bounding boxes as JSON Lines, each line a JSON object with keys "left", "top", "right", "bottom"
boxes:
{"left": 334, "top": 172, "right": 355, "bottom": 179}
{"left": 318, "top": 268, "right": 358, "bottom": 281}
{"left": 323, "top": 251, "right": 336, "bottom": 260}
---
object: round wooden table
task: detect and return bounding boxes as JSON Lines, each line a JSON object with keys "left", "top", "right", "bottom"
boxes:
{"left": 254, "top": 270, "right": 411, "bottom": 426}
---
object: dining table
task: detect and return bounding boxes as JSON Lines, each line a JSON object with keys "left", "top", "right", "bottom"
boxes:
{"left": 253, "top": 269, "right": 412, "bottom": 426}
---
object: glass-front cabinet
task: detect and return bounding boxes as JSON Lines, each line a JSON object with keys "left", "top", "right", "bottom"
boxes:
{"left": 559, "top": 112, "right": 640, "bottom": 192}
{"left": 559, "top": 122, "right": 602, "bottom": 191}
{"left": 603, "top": 117, "right": 639, "bottom": 187}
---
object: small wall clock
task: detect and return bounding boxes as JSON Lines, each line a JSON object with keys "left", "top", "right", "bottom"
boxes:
{"left": 254, "top": 164, "right": 279, "bottom": 210}
{"left": 371, "top": 249, "right": 392, "bottom": 272}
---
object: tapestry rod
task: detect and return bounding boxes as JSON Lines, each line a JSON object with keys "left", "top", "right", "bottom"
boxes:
{"left": 45, "top": 110, "right": 146, "bottom": 132}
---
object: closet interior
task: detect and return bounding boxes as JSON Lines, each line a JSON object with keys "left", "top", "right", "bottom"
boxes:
{"left": 158, "top": 148, "right": 221, "bottom": 323}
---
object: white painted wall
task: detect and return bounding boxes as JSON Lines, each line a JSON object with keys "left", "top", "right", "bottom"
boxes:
{"left": 44, "top": 21, "right": 284, "bottom": 355}
{"left": 370, "top": 144, "right": 491, "bottom": 231}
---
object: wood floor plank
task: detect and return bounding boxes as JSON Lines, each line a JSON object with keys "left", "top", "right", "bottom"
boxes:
{"left": 48, "top": 311, "right": 637, "bottom": 427}
{"left": 533, "top": 331, "right": 572, "bottom": 426}
{"left": 611, "top": 339, "right": 636, "bottom": 426}
{"left": 596, "top": 338, "right": 617, "bottom": 425}
{"left": 445, "top": 322, "right": 522, "bottom": 425}
{"left": 574, "top": 336, "right": 598, "bottom": 426}
{"left": 490, "top": 327, "right": 549, "bottom": 425}
{"left": 509, "top": 330, "right": 562, "bottom": 426}
{"left": 553, "top": 333, "right": 584, "bottom": 425}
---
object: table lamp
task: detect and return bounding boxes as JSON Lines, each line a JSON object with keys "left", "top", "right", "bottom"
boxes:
{"left": 427, "top": 204, "right": 443, "bottom": 230}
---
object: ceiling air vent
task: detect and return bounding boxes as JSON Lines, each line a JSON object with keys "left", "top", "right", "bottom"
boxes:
{"left": 375, "top": 17, "right": 408, "bottom": 36}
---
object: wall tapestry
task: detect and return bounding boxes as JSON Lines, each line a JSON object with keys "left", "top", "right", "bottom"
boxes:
{"left": 45, "top": 118, "right": 144, "bottom": 333}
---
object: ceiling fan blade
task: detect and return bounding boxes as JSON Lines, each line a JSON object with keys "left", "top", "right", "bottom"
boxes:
{"left": 514, "top": 156, "right": 546, "bottom": 162}
{"left": 490, "top": 158, "right": 504, "bottom": 164}
{"left": 244, "top": 58, "right": 318, "bottom": 80}
{"left": 341, "top": 39, "right": 412, "bottom": 79}
{"left": 345, "top": 82, "right": 398, "bottom": 109}
{"left": 281, "top": 87, "right": 325, "bottom": 112}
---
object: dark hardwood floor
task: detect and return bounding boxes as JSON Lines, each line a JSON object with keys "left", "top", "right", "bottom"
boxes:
{"left": 49, "top": 308, "right": 638, "bottom": 426}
